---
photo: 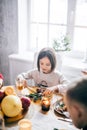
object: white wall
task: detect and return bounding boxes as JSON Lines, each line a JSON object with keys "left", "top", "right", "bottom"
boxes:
{"left": 9, "top": 53, "right": 34, "bottom": 85}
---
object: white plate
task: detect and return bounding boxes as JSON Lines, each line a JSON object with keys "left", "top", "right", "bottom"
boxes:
{"left": 54, "top": 100, "right": 70, "bottom": 118}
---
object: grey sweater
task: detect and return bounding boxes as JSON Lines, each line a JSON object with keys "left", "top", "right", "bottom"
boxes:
{"left": 17, "top": 69, "right": 69, "bottom": 94}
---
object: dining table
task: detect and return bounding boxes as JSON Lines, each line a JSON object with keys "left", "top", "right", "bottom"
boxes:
{"left": 3, "top": 87, "right": 80, "bottom": 130}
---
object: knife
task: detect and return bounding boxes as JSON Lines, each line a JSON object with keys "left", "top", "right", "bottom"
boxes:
{"left": 57, "top": 117, "right": 72, "bottom": 123}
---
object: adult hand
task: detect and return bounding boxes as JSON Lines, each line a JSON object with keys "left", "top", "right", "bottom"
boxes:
{"left": 81, "top": 70, "right": 87, "bottom": 75}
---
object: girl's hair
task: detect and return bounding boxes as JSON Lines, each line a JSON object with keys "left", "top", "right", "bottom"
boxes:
{"left": 66, "top": 77, "right": 87, "bottom": 106}
{"left": 37, "top": 47, "right": 57, "bottom": 72}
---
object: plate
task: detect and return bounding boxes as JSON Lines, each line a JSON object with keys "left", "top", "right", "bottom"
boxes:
{"left": 54, "top": 100, "right": 70, "bottom": 118}
{"left": 5, "top": 109, "right": 27, "bottom": 124}
{"left": 5, "top": 103, "right": 34, "bottom": 124}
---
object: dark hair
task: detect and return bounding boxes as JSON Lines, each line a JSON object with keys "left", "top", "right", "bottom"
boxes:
{"left": 37, "top": 47, "right": 57, "bottom": 72}
{"left": 66, "top": 77, "right": 87, "bottom": 106}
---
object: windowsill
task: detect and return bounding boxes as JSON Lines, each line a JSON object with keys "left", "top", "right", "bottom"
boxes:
{"left": 62, "top": 56, "right": 87, "bottom": 70}
{"left": 8, "top": 52, "right": 35, "bottom": 62}
{"left": 9, "top": 51, "right": 87, "bottom": 71}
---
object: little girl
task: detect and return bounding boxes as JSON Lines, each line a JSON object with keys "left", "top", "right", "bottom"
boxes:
{"left": 16, "top": 47, "right": 69, "bottom": 94}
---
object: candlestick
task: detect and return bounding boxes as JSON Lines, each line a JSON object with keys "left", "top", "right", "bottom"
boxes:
{"left": 41, "top": 97, "right": 50, "bottom": 111}
{"left": 18, "top": 119, "right": 32, "bottom": 130}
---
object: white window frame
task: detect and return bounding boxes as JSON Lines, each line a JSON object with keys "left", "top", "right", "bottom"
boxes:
{"left": 18, "top": 0, "right": 87, "bottom": 60}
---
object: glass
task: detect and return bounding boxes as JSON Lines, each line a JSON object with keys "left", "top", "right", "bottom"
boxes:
{"left": 15, "top": 79, "right": 24, "bottom": 96}
{"left": 18, "top": 119, "right": 32, "bottom": 130}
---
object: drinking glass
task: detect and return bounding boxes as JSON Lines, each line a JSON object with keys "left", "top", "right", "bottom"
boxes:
{"left": 16, "top": 79, "right": 24, "bottom": 96}
{"left": 18, "top": 119, "right": 32, "bottom": 130}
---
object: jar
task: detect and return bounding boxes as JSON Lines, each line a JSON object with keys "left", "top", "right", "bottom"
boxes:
{"left": 41, "top": 97, "right": 50, "bottom": 111}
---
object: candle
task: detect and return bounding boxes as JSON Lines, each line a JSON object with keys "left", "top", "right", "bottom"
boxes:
{"left": 18, "top": 119, "right": 32, "bottom": 130}
{"left": 41, "top": 97, "right": 50, "bottom": 111}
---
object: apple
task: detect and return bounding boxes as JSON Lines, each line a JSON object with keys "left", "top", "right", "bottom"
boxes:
{"left": 1, "top": 95, "right": 22, "bottom": 117}
{"left": 0, "top": 90, "right": 5, "bottom": 102}
{"left": 21, "top": 96, "right": 31, "bottom": 110}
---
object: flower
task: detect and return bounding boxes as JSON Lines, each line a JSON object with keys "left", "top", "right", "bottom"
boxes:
{"left": 0, "top": 74, "right": 4, "bottom": 79}
{"left": 53, "top": 34, "right": 71, "bottom": 52}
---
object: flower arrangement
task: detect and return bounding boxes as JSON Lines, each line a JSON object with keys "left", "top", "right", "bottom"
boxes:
{"left": 53, "top": 34, "right": 71, "bottom": 52}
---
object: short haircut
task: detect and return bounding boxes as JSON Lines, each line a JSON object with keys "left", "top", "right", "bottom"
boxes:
{"left": 66, "top": 77, "right": 87, "bottom": 106}
{"left": 37, "top": 47, "right": 57, "bottom": 72}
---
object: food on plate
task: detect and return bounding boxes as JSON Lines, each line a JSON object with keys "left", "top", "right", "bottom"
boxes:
{"left": 1, "top": 95, "right": 22, "bottom": 117}
{"left": 26, "top": 87, "right": 44, "bottom": 102}
{"left": 27, "top": 92, "right": 42, "bottom": 102}
{"left": 55, "top": 101, "right": 65, "bottom": 113}
{"left": 36, "top": 88, "right": 42, "bottom": 93}
{"left": 4, "top": 86, "right": 16, "bottom": 96}
{"left": 62, "top": 105, "right": 67, "bottom": 111}
{"left": 27, "top": 87, "right": 53, "bottom": 102}
{"left": 36, "top": 88, "right": 45, "bottom": 93}
{"left": 0, "top": 90, "right": 5, "bottom": 102}
{"left": 20, "top": 96, "right": 31, "bottom": 110}
{"left": 54, "top": 100, "right": 69, "bottom": 118}
{"left": 0, "top": 86, "right": 31, "bottom": 123}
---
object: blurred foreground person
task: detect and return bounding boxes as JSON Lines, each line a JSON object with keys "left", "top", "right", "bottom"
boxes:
{"left": 64, "top": 77, "right": 87, "bottom": 130}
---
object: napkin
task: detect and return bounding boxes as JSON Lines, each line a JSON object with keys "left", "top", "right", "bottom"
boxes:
{"left": 30, "top": 111, "right": 79, "bottom": 130}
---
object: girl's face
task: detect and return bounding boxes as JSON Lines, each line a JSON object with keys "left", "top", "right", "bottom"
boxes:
{"left": 39, "top": 57, "right": 52, "bottom": 74}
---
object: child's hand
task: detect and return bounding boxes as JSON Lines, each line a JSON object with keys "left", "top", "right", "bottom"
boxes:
{"left": 43, "top": 86, "right": 59, "bottom": 96}
{"left": 16, "top": 78, "right": 28, "bottom": 88}
{"left": 43, "top": 88, "right": 53, "bottom": 96}
{"left": 23, "top": 80, "right": 28, "bottom": 88}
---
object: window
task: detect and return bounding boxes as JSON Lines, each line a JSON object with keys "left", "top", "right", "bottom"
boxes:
{"left": 28, "top": 0, "right": 67, "bottom": 51}
{"left": 73, "top": 0, "right": 87, "bottom": 52}
{"left": 18, "top": 0, "right": 87, "bottom": 56}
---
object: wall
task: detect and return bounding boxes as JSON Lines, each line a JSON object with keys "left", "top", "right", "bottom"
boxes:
{"left": 9, "top": 53, "right": 34, "bottom": 85}
{"left": 0, "top": 0, "right": 18, "bottom": 85}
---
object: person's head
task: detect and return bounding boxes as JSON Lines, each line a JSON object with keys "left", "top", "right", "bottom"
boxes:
{"left": 37, "top": 47, "right": 56, "bottom": 73}
{"left": 64, "top": 77, "right": 87, "bottom": 129}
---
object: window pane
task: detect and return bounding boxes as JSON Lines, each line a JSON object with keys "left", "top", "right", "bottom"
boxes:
{"left": 75, "top": 0, "right": 87, "bottom": 26}
{"left": 31, "top": 0, "right": 48, "bottom": 23}
{"left": 73, "top": 0, "right": 87, "bottom": 51}
{"left": 50, "top": 0, "right": 67, "bottom": 24}
{"left": 30, "top": 24, "right": 48, "bottom": 51}
{"left": 49, "top": 25, "right": 66, "bottom": 47}
{"left": 73, "top": 28, "right": 87, "bottom": 51}
{"left": 29, "top": 0, "right": 68, "bottom": 51}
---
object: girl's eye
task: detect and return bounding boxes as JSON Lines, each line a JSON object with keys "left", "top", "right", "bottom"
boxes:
{"left": 40, "top": 63, "right": 50, "bottom": 66}
{"left": 46, "top": 64, "right": 50, "bottom": 66}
